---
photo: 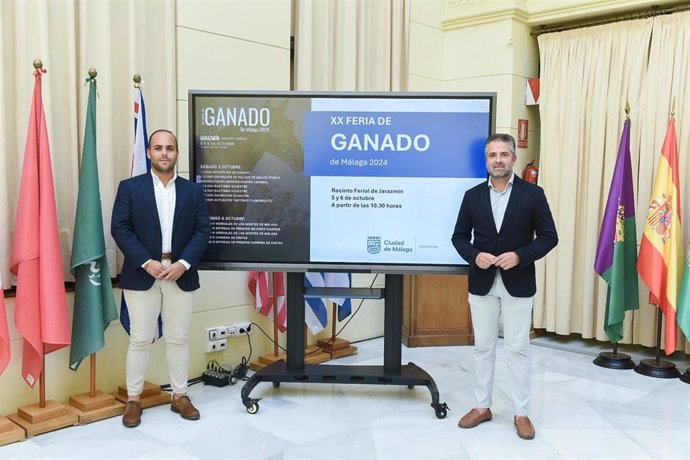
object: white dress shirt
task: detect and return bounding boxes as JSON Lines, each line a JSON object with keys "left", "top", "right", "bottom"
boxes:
{"left": 488, "top": 173, "right": 515, "bottom": 232}
{"left": 150, "top": 171, "right": 190, "bottom": 270}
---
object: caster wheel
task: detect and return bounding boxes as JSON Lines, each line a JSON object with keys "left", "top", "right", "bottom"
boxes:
{"left": 407, "top": 384, "right": 414, "bottom": 389}
{"left": 433, "top": 402, "right": 449, "bottom": 419}
{"left": 246, "top": 402, "right": 259, "bottom": 414}
{"left": 273, "top": 382, "right": 280, "bottom": 388}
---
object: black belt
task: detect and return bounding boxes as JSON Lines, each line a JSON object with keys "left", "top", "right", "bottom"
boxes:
{"left": 162, "top": 252, "right": 172, "bottom": 260}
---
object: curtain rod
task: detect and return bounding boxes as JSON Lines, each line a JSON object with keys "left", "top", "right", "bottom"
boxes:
{"left": 531, "top": 4, "right": 690, "bottom": 36}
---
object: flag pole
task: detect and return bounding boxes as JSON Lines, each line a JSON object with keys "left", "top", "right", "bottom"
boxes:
{"left": 634, "top": 307, "right": 680, "bottom": 378}
{"left": 90, "top": 354, "right": 96, "bottom": 398}
{"left": 39, "top": 347, "right": 46, "bottom": 408}
{"left": 331, "top": 302, "right": 337, "bottom": 340}
{"left": 87, "top": 66, "right": 99, "bottom": 401}
{"left": 36, "top": 60, "right": 48, "bottom": 410}
{"left": 272, "top": 273, "right": 279, "bottom": 357}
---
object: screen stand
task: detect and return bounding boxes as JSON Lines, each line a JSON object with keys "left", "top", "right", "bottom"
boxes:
{"left": 240, "top": 272, "right": 449, "bottom": 419}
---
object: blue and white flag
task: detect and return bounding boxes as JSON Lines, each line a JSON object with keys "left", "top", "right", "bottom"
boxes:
{"left": 305, "top": 273, "right": 328, "bottom": 334}
{"left": 120, "top": 86, "right": 158, "bottom": 336}
{"left": 304, "top": 272, "right": 352, "bottom": 334}
{"left": 130, "top": 87, "right": 149, "bottom": 176}
{"left": 324, "top": 272, "right": 352, "bottom": 321}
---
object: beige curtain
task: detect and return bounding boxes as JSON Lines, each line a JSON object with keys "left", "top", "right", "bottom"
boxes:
{"left": 0, "top": 0, "right": 175, "bottom": 288}
{"left": 536, "top": 12, "right": 690, "bottom": 352}
{"left": 294, "top": 0, "right": 409, "bottom": 91}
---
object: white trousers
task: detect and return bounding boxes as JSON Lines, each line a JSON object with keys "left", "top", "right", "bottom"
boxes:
{"left": 123, "top": 278, "right": 195, "bottom": 396}
{"left": 468, "top": 272, "right": 533, "bottom": 416}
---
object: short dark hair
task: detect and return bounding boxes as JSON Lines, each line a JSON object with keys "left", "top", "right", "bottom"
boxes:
{"left": 485, "top": 133, "right": 516, "bottom": 156}
{"left": 148, "top": 129, "right": 178, "bottom": 150}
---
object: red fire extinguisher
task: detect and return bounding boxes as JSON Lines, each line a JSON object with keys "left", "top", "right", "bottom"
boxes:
{"left": 522, "top": 160, "right": 538, "bottom": 184}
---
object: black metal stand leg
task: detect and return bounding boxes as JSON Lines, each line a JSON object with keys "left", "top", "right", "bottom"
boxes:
{"left": 286, "top": 272, "right": 306, "bottom": 372}
{"left": 421, "top": 367, "right": 449, "bottom": 419}
{"left": 383, "top": 274, "right": 402, "bottom": 373}
{"left": 240, "top": 373, "right": 263, "bottom": 413}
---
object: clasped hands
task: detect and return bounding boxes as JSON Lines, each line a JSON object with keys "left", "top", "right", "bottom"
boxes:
{"left": 144, "top": 260, "right": 186, "bottom": 282}
{"left": 475, "top": 251, "right": 520, "bottom": 270}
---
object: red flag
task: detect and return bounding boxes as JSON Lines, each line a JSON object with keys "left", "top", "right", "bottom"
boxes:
{"left": 248, "top": 272, "right": 286, "bottom": 332}
{"left": 9, "top": 69, "right": 70, "bottom": 387}
{"left": 0, "top": 274, "right": 9, "bottom": 375}
{"left": 637, "top": 117, "right": 682, "bottom": 353}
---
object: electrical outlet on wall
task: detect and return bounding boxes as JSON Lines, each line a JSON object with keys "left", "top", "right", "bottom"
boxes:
{"left": 235, "top": 322, "right": 252, "bottom": 334}
{"left": 226, "top": 322, "right": 252, "bottom": 337}
{"left": 206, "top": 327, "right": 219, "bottom": 341}
{"left": 217, "top": 338, "right": 228, "bottom": 350}
{"left": 205, "top": 340, "right": 219, "bottom": 353}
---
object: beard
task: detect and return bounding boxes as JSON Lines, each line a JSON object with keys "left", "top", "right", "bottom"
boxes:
{"left": 152, "top": 159, "right": 176, "bottom": 174}
{"left": 488, "top": 165, "right": 512, "bottom": 178}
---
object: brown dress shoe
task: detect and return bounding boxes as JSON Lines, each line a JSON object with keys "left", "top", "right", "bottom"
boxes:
{"left": 122, "top": 401, "right": 142, "bottom": 428}
{"left": 171, "top": 395, "right": 200, "bottom": 420}
{"left": 458, "top": 408, "right": 492, "bottom": 428}
{"left": 514, "top": 415, "right": 535, "bottom": 440}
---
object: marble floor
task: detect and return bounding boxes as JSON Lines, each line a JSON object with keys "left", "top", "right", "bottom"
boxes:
{"left": 1, "top": 335, "right": 689, "bottom": 459}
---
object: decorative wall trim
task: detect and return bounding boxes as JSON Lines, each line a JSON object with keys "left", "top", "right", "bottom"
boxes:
{"left": 443, "top": 1, "right": 529, "bottom": 30}
{"left": 442, "top": 0, "right": 687, "bottom": 30}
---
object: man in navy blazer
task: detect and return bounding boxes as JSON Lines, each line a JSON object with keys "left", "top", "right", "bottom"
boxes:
{"left": 112, "top": 129, "right": 210, "bottom": 428}
{"left": 452, "top": 133, "right": 557, "bottom": 440}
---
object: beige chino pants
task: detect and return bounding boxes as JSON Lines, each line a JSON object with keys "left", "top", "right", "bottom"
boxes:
{"left": 468, "top": 272, "right": 533, "bottom": 416}
{"left": 123, "top": 274, "right": 195, "bottom": 396}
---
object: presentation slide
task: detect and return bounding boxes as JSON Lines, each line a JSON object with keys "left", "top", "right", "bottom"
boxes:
{"left": 190, "top": 92, "right": 493, "bottom": 272}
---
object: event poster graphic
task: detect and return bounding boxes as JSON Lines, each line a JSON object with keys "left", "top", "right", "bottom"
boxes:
{"left": 192, "top": 94, "right": 491, "bottom": 268}
{"left": 194, "top": 96, "right": 311, "bottom": 264}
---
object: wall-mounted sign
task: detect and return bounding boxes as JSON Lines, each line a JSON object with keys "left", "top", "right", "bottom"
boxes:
{"left": 517, "top": 119, "right": 528, "bottom": 148}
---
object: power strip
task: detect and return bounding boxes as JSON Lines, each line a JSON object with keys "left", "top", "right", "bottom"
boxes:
{"left": 202, "top": 370, "right": 230, "bottom": 387}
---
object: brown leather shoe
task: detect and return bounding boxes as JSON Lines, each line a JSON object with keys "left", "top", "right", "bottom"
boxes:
{"left": 122, "top": 400, "right": 142, "bottom": 428}
{"left": 458, "top": 408, "right": 492, "bottom": 428}
{"left": 514, "top": 415, "right": 535, "bottom": 440}
{"left": 170, "top": 395, "right": 200, "bottom": 420}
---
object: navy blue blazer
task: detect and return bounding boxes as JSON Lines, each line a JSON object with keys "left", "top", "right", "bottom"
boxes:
{"left": 112, "top": 173, "right": 211, "bottom": 292}
{"left": 451, "top": 175, "right": 558, "bottom": 297}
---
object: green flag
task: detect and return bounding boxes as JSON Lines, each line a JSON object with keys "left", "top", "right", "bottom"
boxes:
{"left": 69, "top": 76, "right": 117, "bottom": 370}
{"left": 678, "top": 244, "right": 690, "bottom": 341}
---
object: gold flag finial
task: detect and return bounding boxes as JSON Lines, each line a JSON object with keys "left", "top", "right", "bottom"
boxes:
{"left": 625, "top": 101, "right": 630, "bottom": 117}
{"left": 88, "top": 67, "right": 97, "bottom": 78}
{"left": 133, "top": 73, "right": 141, "bottom": 88}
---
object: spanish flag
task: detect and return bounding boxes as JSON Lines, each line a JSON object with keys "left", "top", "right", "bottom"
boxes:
{"left": 637, "top": 117, "right": 682, "bottom": 354}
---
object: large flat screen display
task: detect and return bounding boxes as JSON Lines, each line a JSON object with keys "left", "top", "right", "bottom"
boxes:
{"left": 189, "top": 91, "right": 495, "bottom": 273}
